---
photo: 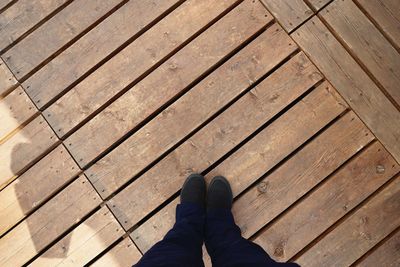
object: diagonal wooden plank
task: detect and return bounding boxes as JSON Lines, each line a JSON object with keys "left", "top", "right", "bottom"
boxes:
{"left": 92, "top": 237, "right": 142, "bottom": 267}
{"left": 30, "top": 206, "right": 123, "bottom": 267}
{"left": 43, "top": 0, "right": 250, "bottom": 138}
{"left": 0, "top": 57, "right": 17, "bottom": 96}
{"left": 107, "top": 50, "right": 323, "bottom": 231}
{"left": 0, "top": 144, "right": 79, "bottom": 235}
{"left": 71, "top": 22, "right": 293, "bottom": 172}
{"left": 23, "top": 0, "right": 182, "bottom": 109}
{"left": 306, "top": 0, "right": 332, "bottom": 12}
{"left": 0, "top": 175, "right": 101, "bottom": 266}
{"left": 295, "top": 175, "right": 400, "bottom": 267}
{"left": 0, "top": 0, "right": 70, "bottom": 51}
{"left": 130, "top": 82, "right": 352, "bottom": 253}
{"left": 320, "top": 0, "right": 400, "bottom": 107}
{"left": 254, "top": 141, "right": 399, "bottom": 262}
{"left": 3, "top": 0, "right": 124, "bottom": 79}
{"left": 292, "top": 17, "right": 400, "bottom": 165}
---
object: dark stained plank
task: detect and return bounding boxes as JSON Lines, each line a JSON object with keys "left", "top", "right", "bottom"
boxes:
{"left": 23, "top": 0, "right": 181, "bottom": 109}
{"left": 355, "top": 0, "right": 400, "bottom": 49}
{"left": 295, "top": 175, "right": 400, "bottom": 267}
{"left": 107, "top": 51, "right": 323, "bottom": 231}
{"left": 130, "top": 82, "right": 351, "bottom": 252}
{"left": 0, "top": 57, "right": 17, "bottom": 96}
{"left": 0, "top": 175, "right": 101, "bottom": 266}
{"left": 0, "top": 144, "right": 79, "bottom": 235}
{"left": 260, "top": 0, "right": 313, "bottom": 32}
{"left": 0, "top": 86, "right": 37, "bottom": 142}
{"left": 321, "top": 0, "right": 400, "bottom": 107}
{"left": 70, "top": 23, "right": 292, "bottom": 172}
{"left": 0, "top": 0, "right": 69, "bottom": 51}
{"left": 292, "top": 17, "right": 400, "bottom": 165}
{"left": 357, "top": 229, "right": 400, "bottom": 267}
{"left": 44, "top": 0, "right": 249, "bottom": 138}
{"left": 306, "top": 0, "right": 331, "bottom": 11}
{"left": 254, "top": 141, "right": 400, "bottom": 262}
{"left": 0, "top": 115, "right": 58, "bottom": 189}
{"left": 92, "top": 237, "right": 142, "bottom": 267}
{"left": 30, "top": 206, "right": 123, "bottom": 266}
{"left": 3, "top": 0, "right": 124, "bottom": 79}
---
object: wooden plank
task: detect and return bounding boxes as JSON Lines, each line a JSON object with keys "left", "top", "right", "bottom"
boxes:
{"left": 295, "top": 176, "right": 400, "bottom": 267}
{"left": 0, "top": 0, "right": 13, "bottom": 11}
{"left": 0, "top": 0, "right": 69, "bottom": 51}
{"left": 357, "top": 229, "right": 400, "bottom": 267}
{"left": 254, "top": 141, "right": 399, "bottom": 262}
{"left": 3, "top": 0, "right": 123, "bottom": 79}
{"left": 70, "top": 22, "right": 293, "bottom": 170}
{"left": 0, "top": 144, "right": 79, "bottom": 235}
{"left": 45, "top": 0, "right": 270, "bottom": 138}
{"left": 0, "top": 86, "right": 37, "bottom": 142}
{"left": 23, "top": 0, "right": 181, "bottom": 109}
{"left": 306, "top": 0, "right": 331, "bottom": 11}
{"left": 292, "top": 17, "right": 400, "bottom": 165}
{"left": 0, "top": 175, "right": 101, "bottom": 266}
{"left": 107, "top": 49, "right": 322, "bottom": 231}
{"left": 30, "top": 206, "right": 123, "bottom": 267}
{"left": 0, "top": 115, "right": 58, "bottom": 189}
{"left": 321, "top": 0, "right": 400, "bottom": 107}
{"left": 92, "top": 237, "right": 142, "bottom": 267}
{"left": 130, "top": 82, "right": 351, "bottom": 252}
{"left": 260, "top": 0, "right": 313, "bottom": 32}
{"left": 355, "top": 0, "right": 400, "bottom": 49}
{"left": 0, "top": 57, "right": 17, "bottom": 96}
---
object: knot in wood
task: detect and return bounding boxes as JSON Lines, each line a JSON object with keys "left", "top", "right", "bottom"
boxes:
{"left": 257, "top": 181, "right": 268, "bottom": 193}
{"left": 376, "top": 165, "right": 385, "bottom": 174}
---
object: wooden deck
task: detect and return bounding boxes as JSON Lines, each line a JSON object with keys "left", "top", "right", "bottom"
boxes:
{"left": 0, "top": 0, "right": 399, "bottom": 266}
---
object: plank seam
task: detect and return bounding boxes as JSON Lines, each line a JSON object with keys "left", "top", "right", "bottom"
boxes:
{"left": 0, "top": 0, "right": 17, "bottom": 14}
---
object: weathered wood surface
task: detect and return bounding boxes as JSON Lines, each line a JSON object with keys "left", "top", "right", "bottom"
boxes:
{"left": 23, "top": 0, "right": 181, "bottom": 109}
{"left": 130, "top": 83, "right": 350, "bottom": 252}
{"left": 356, "top": 229, "right": 400, "bottom": 267}
{"left": 0, "top": 0, "right": 70, "bottom": 51}
{"left": 0, "top": 115, "right": 58, "bottom": 189}
{"left": 254, "top": 141, "right": 399, "bottom": 262}
{"left": 92, "top": 237, "right": 142, "bottom": 267}
{"left": 0, "top": 57, "right": 17, "bottom": 96}
{"left": 0, "top": 175, "right": 101, "bottom": 266}
{"left": 0, "top": 144, "right": 79, "bottom": 235}
{"left": 78, "top": 25, "right": 294, "bottom": 190}
{"left": 0, "top": 0, "right": 13, "bottom": 11}
{"left": 292, "top": 17, "right": 400, "bottom": 165}
{"left": 108, "top": 53, "right": 323, "bottom": 230}
{"left": 306, "top": 0, "right": 332, "bottom": 11}
{"left": 295, "top": 176, "right": 400, "bottom": 267}
{"left": 44, "top": 0, "right": 248, "bottom": 138}
{"left": 321, "top": 0, "right": 400, "bottom": 107}
{"left": 30, "top": 206, "right": 123, "bottom": 267}
{"left": 260, "top": 0, "right": 313, "bottom": 32}
{"left": 0, "top": 86, "right": 37, "bottom": 142}
{"left": 3, "top": 0, "right": 123, "bottom": 79}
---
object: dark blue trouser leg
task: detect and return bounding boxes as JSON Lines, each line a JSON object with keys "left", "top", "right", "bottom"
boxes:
{"left": 135, "top": 203, "right": 205, "bottom": 267}
{"left": 205, "top": 209, "right": 299, "bottom": 267}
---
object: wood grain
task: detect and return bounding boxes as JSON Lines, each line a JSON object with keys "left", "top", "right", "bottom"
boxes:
{"left": 30, "top": 206, "right": 123, "bottom": 267}
{"left": 3, "top": 0, "right": 123, "bottom": 79}
{"left": 0, "top": 115, "right": 58, "bottom": 189}
{"left": 306, "top": 0, "right": 331, "bottom": 11}
{"left": 292, "top": 17, "right": 400, "bottom": 165}
{"left": 321, "top": 0, "right": 400, "bottom": 107}
{"left": 107, "top": 48, "right": 322, "bottom": 231}
{"left": 44, "top": 0, "right": 247, "bottom": 137}
{"left": 260, "top": 0, "right": 313, "bottom": 32}
{"left": 130, "top": 82, "right": 350, "bottom": 252}
{"left": 71, "top": 22, "right": 291, "bottom": 171}
{"left": 0, "top": 86, "right": 37, "bottom": 142}
{"left": 23, "top": 0, "right": 181, "bottom": 109}
{"left": 0, "top": 144, "right": 79, "bottom": 235}
{"left": 0, "top": 175, "right": 101, "bottom": 266}
{"left": 254, "top": 141, "right": 399, "bottom": 262}
{"left": 0, "top": 57, "right": 17, "bottom": 97}
{"left": 296, "top": 175, "right": 400, "bottom": 267}
{"left": 92, "top": 237, "right": 142, "bottom": 267}
{"left": 0, "top": 0, "right": 69, "bottom": 51}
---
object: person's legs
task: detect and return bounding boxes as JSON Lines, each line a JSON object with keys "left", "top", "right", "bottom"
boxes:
{"left": 205, "top": 176, "right": 299, "bottom": 267}
{"left": 135, "top": 174, "right": 206, "bottom": 267}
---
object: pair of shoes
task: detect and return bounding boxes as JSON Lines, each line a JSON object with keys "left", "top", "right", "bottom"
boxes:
{"left": 180, "top": 173, "right": 233, "bottom": 210}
